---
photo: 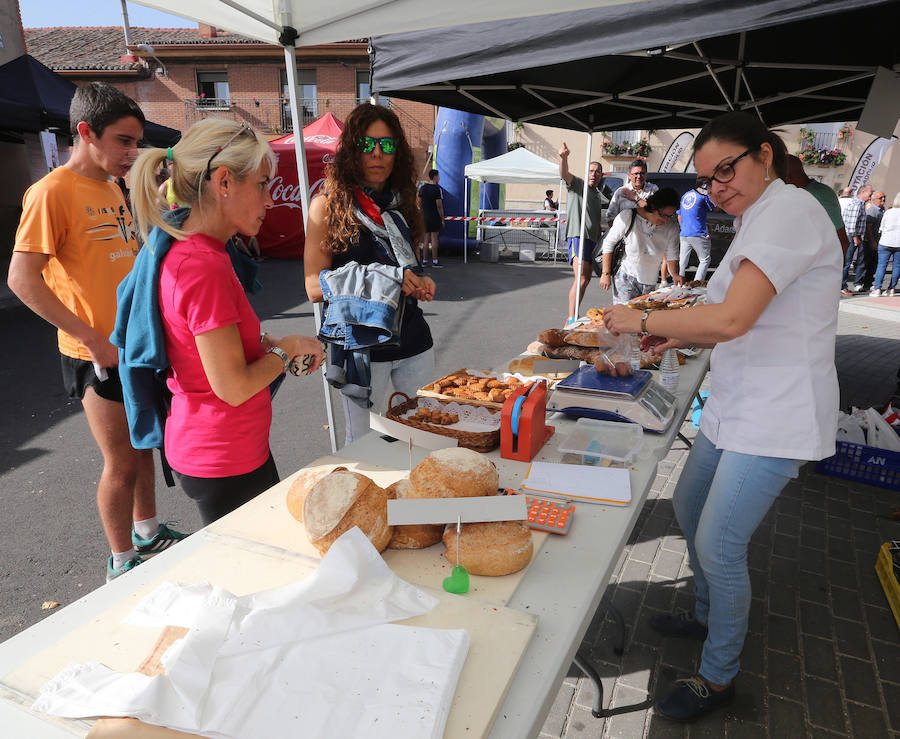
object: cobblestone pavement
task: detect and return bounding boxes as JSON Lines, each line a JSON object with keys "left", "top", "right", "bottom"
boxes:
{"left": 541, "top": 301, "right": 900, "bottom": 739}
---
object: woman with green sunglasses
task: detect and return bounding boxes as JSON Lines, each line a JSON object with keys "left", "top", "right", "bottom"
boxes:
{"left": 304, "top": 103, "right": 437, "bottom": 445}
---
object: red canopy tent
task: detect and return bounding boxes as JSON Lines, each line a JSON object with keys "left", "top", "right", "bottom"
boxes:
{"left": 257, "top": 112, "right": 343, "bottom": 259}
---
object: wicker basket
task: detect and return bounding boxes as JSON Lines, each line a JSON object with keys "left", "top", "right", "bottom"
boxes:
{"left": 386, "top": 392, "right": 501, "bottom": 452}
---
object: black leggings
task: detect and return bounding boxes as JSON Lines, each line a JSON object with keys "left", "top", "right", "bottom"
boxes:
{"left": 176, "top": 453, "right": 279, "bottom": 526}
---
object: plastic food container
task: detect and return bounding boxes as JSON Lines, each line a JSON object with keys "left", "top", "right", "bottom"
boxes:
{"left": 558, "top": 417, "right": 644, "bottom": 466}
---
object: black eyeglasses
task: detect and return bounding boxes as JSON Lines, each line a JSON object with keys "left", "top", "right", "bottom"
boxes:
{"left": 204, "top": 122, "right": 254, "bottom": 180}
{"left": 695, "top": 147, "right": 758, "bottom": 191}
{"left": 356, "top": 136, "right": 397, "bottom": 155}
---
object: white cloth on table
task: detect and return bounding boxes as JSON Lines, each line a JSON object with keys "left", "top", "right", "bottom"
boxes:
{"left": 34, "top": 527, "right": 469, "bottom": 739}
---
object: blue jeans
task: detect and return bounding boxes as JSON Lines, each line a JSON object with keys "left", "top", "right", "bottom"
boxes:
{"left": 341, "top": 347, "right": 435, "bottom": 445}
{"left": 841, "top": 238, "right": 866, "bottom": 288}
{"left": 872, "top": 244, "right": 900, "bottom": 292}
{"left": 672, "top": 431, "right": 802, "bottom": 685}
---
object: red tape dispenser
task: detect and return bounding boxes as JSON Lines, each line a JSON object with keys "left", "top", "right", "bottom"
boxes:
{"left": 501, "top": 379, "right": 555, "bottom": 462}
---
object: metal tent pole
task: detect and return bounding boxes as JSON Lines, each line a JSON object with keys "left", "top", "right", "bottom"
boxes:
{"left": 573, "top": 130, "right": 593, "bottom": 320}
{"left": 283, "top": 39, "right": 338, "bottom": 454}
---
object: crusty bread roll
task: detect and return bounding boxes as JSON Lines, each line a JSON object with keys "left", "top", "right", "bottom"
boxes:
{"left": 563, "top": 328, "right": 605, "bottom": 347}
{"left": 537, "top": 328, "right": 568, "bottom": 347}
{"left": 386, "top": 479, "right": 444, "bottom": 549}
{"left": 409, "top": 447, "right": 499, "bottom": 499}
{"left": 286, "top": 465, "right": 347, "bottom": 522}
{"left": 442, "top": 521, "right": 533, "bottom": 576}
{"left": 302, "top": 469, "right": 393, "bottom": 556}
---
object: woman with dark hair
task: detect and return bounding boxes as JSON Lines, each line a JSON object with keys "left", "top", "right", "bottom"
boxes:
{"left": 598, "top": 187, "right": 682, "bottom": 303}
{"left": 603, "top": 111, "right": 840, "bottom": 721}
{"left": 304, "top": 103, "right": 436, "bottom": 445}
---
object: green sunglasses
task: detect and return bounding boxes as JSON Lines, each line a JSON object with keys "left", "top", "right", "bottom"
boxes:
{"left": 356, "top": 136, "right": 397, "bottom": 155}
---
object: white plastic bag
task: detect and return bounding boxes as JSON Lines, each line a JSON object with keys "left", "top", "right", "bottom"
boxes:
{"left": 835, "top": 411, "right": 866, "bottom": 445}
{"left": 865, "top": 407, "right": 900, "bottom": 452}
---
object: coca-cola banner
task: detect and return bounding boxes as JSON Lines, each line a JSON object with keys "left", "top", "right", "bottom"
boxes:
{"left": 255, "top": 112, "right": 343, "bottom": 259}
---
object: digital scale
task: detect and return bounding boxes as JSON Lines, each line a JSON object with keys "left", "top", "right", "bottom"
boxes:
{"left": 546, "top": 366, "right": 677, "bottom": 432}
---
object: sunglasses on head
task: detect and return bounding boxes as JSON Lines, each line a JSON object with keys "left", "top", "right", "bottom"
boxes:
{"left": 204, "top": 122, "right": 254, "bottom": 180}
{"left": 356, "top": 136, "right": 397, "bottom": 155}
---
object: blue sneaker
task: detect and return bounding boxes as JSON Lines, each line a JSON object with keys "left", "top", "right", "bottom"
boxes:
{"left": 132, "top": 522, "right": 188, "bottom": 555}
{"left": 656, "top": 676, "right": 734, "bottom": 722}
{"left": 106, "top": 555, "right": 142, "bottom": 583}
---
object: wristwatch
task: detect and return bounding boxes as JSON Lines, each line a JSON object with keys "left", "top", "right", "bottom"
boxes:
{"left": 267, "top": 346, "right": 291, "bottom": 373}
{"left": 640, "top": 310, "right": 651, "bottom": 335}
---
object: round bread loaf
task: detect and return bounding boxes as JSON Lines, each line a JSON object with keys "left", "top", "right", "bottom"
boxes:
{"left": 409, "top": 447, "right": 499, "bottom": 499}
{"left": 303, "top": 469, "right": 393, "bottom": 556}
{"left": 385, "top": 479, "right": 444, "bottom": 549}
{"left": 442, "top": 521, "right": 533, "bottom": 576}
{"left": 286, "top": 465, "right": 347, "bottom": 522}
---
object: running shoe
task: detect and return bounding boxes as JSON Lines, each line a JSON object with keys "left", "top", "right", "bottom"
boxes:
{"left": 132, "top": 522, "right": 188, "bottom": 555}
{"left": 106, "top": 555, "right": 143, "bottom": 583}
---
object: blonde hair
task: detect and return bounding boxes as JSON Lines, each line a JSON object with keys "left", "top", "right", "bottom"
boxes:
{"left": 130, "top": 118, "right": 276, "bottom": 241}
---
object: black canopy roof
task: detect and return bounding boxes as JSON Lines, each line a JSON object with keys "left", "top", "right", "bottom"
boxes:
{"left": 0, "top": 55, "right": 181, "bottom": 147}
{"left": 371, "top": 0, "right": 899, "bottom": 132}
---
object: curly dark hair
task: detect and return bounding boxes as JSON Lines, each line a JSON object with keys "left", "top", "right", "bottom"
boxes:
{"left": 321, "top": 103, "right": 423, "bottom": 254}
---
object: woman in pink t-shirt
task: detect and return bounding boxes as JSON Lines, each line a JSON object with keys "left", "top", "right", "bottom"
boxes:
{"left": 129, "top": 120, "right": 324, "bottom": 524}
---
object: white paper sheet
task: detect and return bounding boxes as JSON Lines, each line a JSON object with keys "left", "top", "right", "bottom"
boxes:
{"left": 522, "top": 461, "right": 632, "bottom": 505}
{"left": 34, "top": 528, "right": 470, "bottom": 739}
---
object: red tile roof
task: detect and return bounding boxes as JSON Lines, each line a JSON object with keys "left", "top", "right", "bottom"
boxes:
{"left": 25, "top": 27, "right": 364, "bottom": 72}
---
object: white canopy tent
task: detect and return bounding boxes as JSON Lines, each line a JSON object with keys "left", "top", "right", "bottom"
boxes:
{"left": 463, "top": 147, "right": 564, "bottom": 262}
{"left": 464, "top": 147, "right": 559, "bottom": 184}
{"left": 129, "top": 0, "right": 616, "bottom": 452}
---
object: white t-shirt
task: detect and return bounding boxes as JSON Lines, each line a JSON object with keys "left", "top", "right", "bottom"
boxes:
{"left": 700, "top": 179, "right": 841, "bottom": 461}
{"left": 601, "top": 209, "right": 679, "bottom": 285}
{"left": 879, "top": 207, "right": 900, "bottom": 248}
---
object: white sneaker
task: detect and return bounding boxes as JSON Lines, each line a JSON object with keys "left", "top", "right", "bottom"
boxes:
{"left": 870, "top": 289, "right": 882, "bottom": 297}
{"left": 850, "top": 283, "right": 863, "bottom": 292}
{"left": 889, "top": 289, "right": 896, "bottom": 297}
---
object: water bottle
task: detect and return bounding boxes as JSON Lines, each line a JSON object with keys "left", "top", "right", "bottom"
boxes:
{"left": 659, "top": 349, "right": 680, "bottom": 392}
{"left": 630, "top": 334, "right": 641, "bottom": 372}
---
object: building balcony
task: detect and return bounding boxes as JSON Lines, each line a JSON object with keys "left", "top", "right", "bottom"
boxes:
{"left": 183, "top": 97, "right": 370, "bottom": 135}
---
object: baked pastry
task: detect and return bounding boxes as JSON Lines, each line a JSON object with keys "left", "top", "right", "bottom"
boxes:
{"left": 537, "top": 328, "right": 568, "bottom": 347}
{"left": 442, "top": 521, "right": 533, "bottom": 576}
{"left": 563, "top": 328, "right": 606, "bottom": 347}
{"left": 385, "top": 479, "right": 444, "bottom": 549}
{"left": 302, "top": 469, "right": 393, "bottom": 556}
{"left": 409, "top": 447, "right": 499, "bottom": 499}
{"left": 286, "top": 465, "right": 347, "bottom": 522}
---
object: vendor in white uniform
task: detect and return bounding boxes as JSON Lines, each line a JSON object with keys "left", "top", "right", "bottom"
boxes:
{"left": 603, "top": 111, "right": 840, "bottom": 723}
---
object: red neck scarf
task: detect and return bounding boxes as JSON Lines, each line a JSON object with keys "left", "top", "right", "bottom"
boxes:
{"left": 353, "top": 187, "right": 384, "bottom": 227}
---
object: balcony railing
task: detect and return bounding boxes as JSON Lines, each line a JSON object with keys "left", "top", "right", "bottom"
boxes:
{"left": 183, "top": 97, "right": 369, "bottom": 135}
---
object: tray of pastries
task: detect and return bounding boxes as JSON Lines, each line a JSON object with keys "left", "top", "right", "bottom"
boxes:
{"left": 418, "top": 369, "right": 527, "bottom": 410}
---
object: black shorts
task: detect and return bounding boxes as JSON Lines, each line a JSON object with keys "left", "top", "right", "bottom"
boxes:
{"left": 424, "top": 215, "right": 443, "bottom": 233}
{"left": 60, "top": 355, "right": 124, "bottom": 402}
{"left": 176, "top": 453, "right": 279, "bottom": 526}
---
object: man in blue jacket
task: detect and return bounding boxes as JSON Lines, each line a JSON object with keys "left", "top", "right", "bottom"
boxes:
{"left": 678, "top": 187, "right": 716, "bottom": 282}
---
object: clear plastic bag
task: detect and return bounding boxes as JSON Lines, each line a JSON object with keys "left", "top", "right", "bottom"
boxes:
{"left": 564, "top": 325, "right": 634, "bottom": 377}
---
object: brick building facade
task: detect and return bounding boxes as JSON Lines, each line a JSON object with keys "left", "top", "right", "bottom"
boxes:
{"left": 23, "top": 25, "right": 436, "bottom": 175}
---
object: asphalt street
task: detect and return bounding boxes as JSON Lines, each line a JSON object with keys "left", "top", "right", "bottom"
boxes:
{"left": 0, "top": 253, "right": 583, "bottom": 642}
{"left": 2, "top": 254, "right": 898, "bottom": 652}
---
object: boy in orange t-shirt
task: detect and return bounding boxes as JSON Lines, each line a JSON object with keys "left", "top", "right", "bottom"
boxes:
{"left": 8, "top": 83, "right": 185, "bottom": 582}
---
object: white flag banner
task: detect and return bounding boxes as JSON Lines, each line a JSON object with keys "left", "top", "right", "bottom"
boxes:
{"left": 659, "top": 132, "right": 694, "bottom": 173}
{"left": 849, "top": 136, "right": 897, "bottom": 190}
